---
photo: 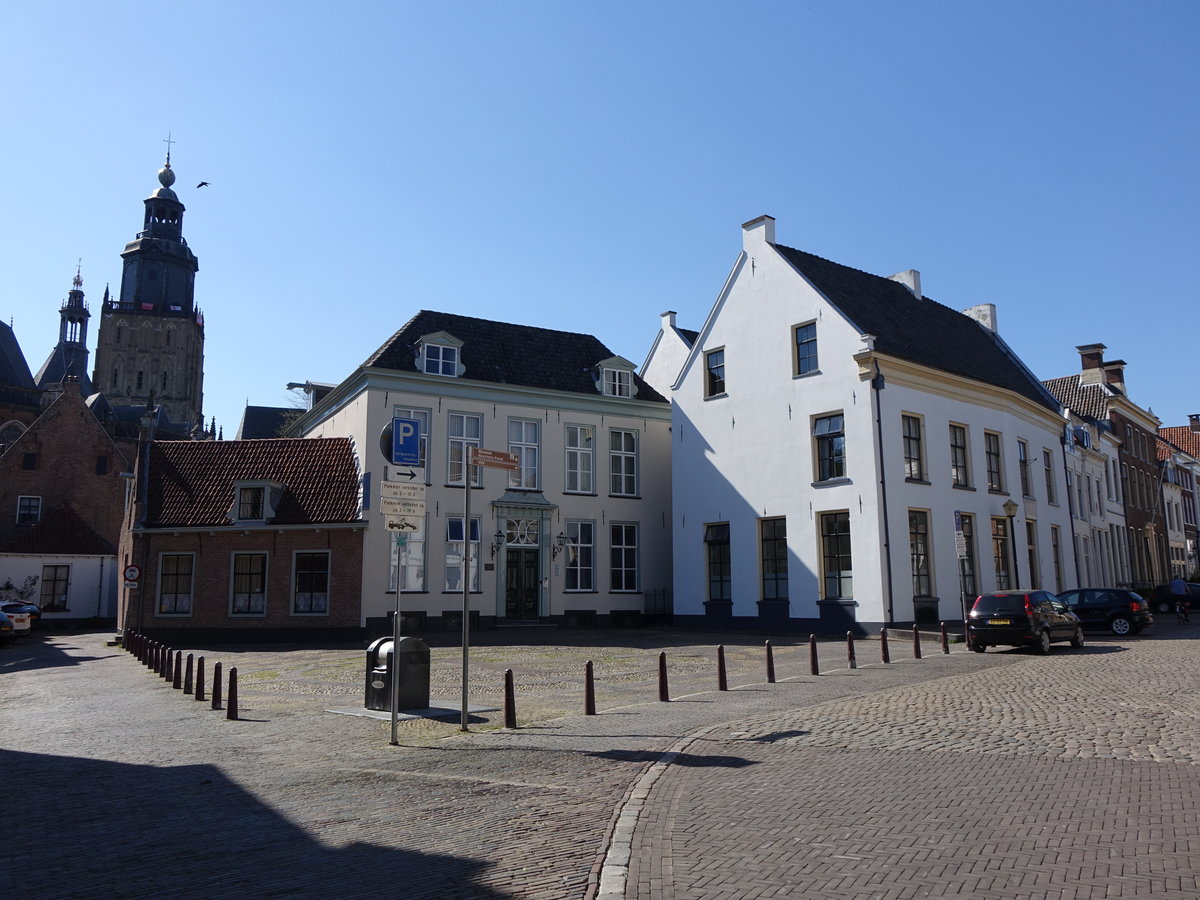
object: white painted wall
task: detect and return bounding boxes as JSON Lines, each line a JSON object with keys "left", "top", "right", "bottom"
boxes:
{"left": 0, "top": 554, "right": 118, "bottom": 620}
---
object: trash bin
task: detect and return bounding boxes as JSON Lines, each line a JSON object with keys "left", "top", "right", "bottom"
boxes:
{"left": 364, "top": 636, "right": 431, "bottom": 711}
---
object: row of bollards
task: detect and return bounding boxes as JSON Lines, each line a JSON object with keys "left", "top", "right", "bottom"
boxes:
{"left": 499, "top": 622, "right": 959, "bottom": 727}
{"left": 121, "top": 631, "right": 239, "bottom": 720}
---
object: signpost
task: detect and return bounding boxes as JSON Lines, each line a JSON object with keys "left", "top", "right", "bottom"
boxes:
{"left": 954, "top": 511, "right": 970, "bottom": 646}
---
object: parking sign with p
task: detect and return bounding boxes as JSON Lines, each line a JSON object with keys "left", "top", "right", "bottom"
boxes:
{"left": 391, "top": 416, "right": 421, "bottom": 466}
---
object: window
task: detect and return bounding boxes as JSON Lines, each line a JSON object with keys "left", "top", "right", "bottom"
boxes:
{"left": 448, "top": 413, "right": 482, "bottom": 486}
{"left": 704, "top": 349, "right": 726, "bottom": 397}
{"left": 958, "top": 513, "right": 977, "bottom": 598}
{"left": 154, "top": 554, "right": 193, "bottom": 615}
{"left": 22, "top": 452, "right": 37, "bottom": 471}
{"left": 40, "top": 564, "right": 70, "bottom": 612}
{"left": 1025, "top": 521, "right": 1040, "bottom": 589}
{"left": 950, "top": 425, "right": 971, "bottom": 487}
{"left": 903, "top": 415, "right": 925, "bottom": 481}
{"left": 445, "top": 517, "right": 480, "bottom": 592}
{"left": 231, "top": 553, "right": 267, "bottom": 615}
{"left": 238, "top": 487, "right": 264, "bottom": 521}
{"left": 705, "top": 523, "right": 731, "bottom": 602}
{"left": 293, "top": 552, "right": 330, "bottom": 614}
{"left": 813, "top": 414, "right": 845, "bottom": 481}
{"left": 16, "top": 496, "right": 41, "bottom": 524}
{"left": 136, "top": 370, "right": 144, "bottom": 390}
{"left": 424, "top": 344, "right": 458, "bottom": 376}
{"left": 991, "top": 517, "right": 1012, "bottom": 590}
{"left": 909, "top": 510, "right": 932, "bottom": 596}
{"left": 565, "top": 520, "right": 594, "bottom": 591}
{"left": 794, "top": 322, "right": 818, "bottom": 375}
{"left": 391, "top": 516, "right": 427, "bottom": 592}
{"left": 760, "top": 518, "right": 788, "bottom": 601}
{"left": 603, "top": 368, "right": 633, "bottom": 398}
{"left": 610, "top": 429, "right": 638, "bottom": 496}
{"left": 1018, "top": 440, "right": 1032, "bottom": 497}
{"left": 610, "top": 523, "right": 639, "bottom": 591}
{"left": 1043, "top": 450, "right": 1056, "bottom": 503}
{"left": 984, "top": 432, "right": 1004, "bottom": 492}
{"left": 508, "top": 419, "right": 539, "bottom": 489}
{"left": 96, "top": 455, "right": 109, "bottom": 475}
{"left": 393, "top": 407, "right": 430, "bottom": 470}
{"left": 820, "top": 511, "right": 852, "bottom": 599}
{"left": 564, "top": 425, "right": 594, "bottom": 494}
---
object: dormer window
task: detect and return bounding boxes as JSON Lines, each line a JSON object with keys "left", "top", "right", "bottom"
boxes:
{"left": 595, "top": 356, "right": 638, "bottom": 398}
{"left": 230, "top": 481, "right": 283, "bottom": 524}
{"left": 239, "top": 487, "right": 264, "bottom": 520}
{"left": 425, "top": 344, "right": 458, "bottom": 376}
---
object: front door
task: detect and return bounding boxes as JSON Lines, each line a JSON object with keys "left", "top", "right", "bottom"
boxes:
{"left": 505, "top": 548, "right": 540, "bottom": 621}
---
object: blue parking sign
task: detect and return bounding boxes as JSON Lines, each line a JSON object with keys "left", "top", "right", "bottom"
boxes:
{"left": 391, "top": 417, "right": 421, "bottom": 466}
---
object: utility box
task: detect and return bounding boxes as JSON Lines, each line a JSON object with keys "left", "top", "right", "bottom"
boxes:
{"left": 364, "top": 636, "right": 431, "bottom": 711}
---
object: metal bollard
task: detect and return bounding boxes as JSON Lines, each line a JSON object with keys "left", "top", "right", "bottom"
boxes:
{"left": 717, "top": 645, "right": 728, "bottom": 691}
{"left": 658, "top": 651, "right": 670, "bottom": 701}
{"left": 195, "top": 657, "right": 206, "bottom": 702}
{"left": 809, "top": 634, "right": 820, "bottom": 676}
{"left": 880, "top": 627, "right": 891, "bottom": 664}
{"left": 172, "top": 651, "right": 183, "bottom": 689}
{"left": 846, "top": 631, "right": 857, "bottom": 669}
{"left": 940, "top": 622, "right": 950, "bottom": 654}
{"left": 212, "top": 662, "right": 223, "bottom": 709}
{"left": 912, "top": 624, "right": 923, "bottom": 659}
{"left": 765, "top": 641, "right": 776, "bottom": 684}
{"left": 151, "top": 642, "right": 160, "bottom": 673}
{"left": 226, "top": 667, "right": 238, "bottom": 720}
{"left": 163, "top": 648, "right": 174, "bottom": 682}
{"left": 504, "top": 669, "right": 517, "bottom": 729}
{"left": 184, "top": 653, "right": 194, "bottom": 694}
{"left": 584, "top": 661, "right": 596, "bottom": 716}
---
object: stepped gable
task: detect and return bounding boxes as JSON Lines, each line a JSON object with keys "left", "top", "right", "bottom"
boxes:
{"left": 362, "top": 310, "right": 667, "bottom": 403}
{"left": 775, "top": 244, "right": 1057, "bottom": 411}
{"left": 145, "top": 438, "right": 361, "bottom": 528}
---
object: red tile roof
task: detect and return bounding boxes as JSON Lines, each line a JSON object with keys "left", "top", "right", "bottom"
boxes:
{"left": 1160, "top": 427, "right": 1200, "bottom": 461}
{"left": 6, "top": 504, "right": 115, "bottom": 555}
{"left": 145, "top": 438, "right": 362, "bottom": 528}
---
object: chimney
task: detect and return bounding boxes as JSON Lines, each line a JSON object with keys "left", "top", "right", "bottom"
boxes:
{"left": 888, "top": 269, "right": 922, "bottom": 299}
{"left": 1102, "top": 360, "right": 1126, "bottom": 393}
{"left": 742, "top": 214, "right": 776, "bottom": 250}
{"left": 961, "top": 303, "right": 998, "bottom": 332}
{"left": 1076, "top": 343, "right": 1107, "bottom": 385}
{"left": 1189, "top": 413, "right": 1200, "bottom": 433}
{"left": 660, "top": 310, "right": 677, "bottom": 332}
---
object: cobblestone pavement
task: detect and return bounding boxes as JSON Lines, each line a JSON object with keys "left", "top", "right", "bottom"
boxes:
{"left": 2, "top": 625, "right": 1196, "bottom": 898}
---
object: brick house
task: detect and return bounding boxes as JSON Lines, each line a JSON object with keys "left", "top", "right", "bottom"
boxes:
{"left": 121, "top": 437, "right": 366, "bottom": 642}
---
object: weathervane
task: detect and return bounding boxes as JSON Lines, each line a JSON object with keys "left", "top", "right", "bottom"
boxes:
{"left": 163, "top": 131, "right": 175, "bottom": 165}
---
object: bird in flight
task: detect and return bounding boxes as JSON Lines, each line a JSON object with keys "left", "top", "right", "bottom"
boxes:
{"left": 196, "top": 181, "right": 210, "bottom": 188}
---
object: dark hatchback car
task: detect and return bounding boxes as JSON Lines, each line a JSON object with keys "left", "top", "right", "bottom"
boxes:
{"left": 1055, "top": 588, "right": 1152, "bottom": 636}
{"left": 968, "top": 590, "right": 1084, "bottom": 654}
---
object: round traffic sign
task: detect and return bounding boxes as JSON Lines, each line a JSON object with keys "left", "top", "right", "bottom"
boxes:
{"left": 124, "top": 565, "right": 141, "bottom": 582}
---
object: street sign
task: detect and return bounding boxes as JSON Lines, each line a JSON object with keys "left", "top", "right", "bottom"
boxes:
{"left": 386, "top": 517, "right": 421, "bottom": 533}
{"left": 381, "top": 481, "right": 425, "bottom": 501}
{"left": 470, "top": 447, "right": 520, "bottom": 471}
{"left": 380, "top": 496, "right": 425, "bottom": 517}
{"left": 124, "top": 565, "right": 141, "bottom": 583}
{"left": 390, "top": 417, "right": 421, "bottom": 467}
{"left": 953, "top": 511, "right": 969, "bottom": 560}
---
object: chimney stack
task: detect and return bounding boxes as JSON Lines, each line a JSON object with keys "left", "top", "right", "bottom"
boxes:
{"left": 1076, "top": 343, "right": 1107, "bottom": 385}
{"left": 888, "top": 269, "right": 922, "bottom": 299}
{"left": 1102, "top": 361, "right": 1126, "bottom": 393}
{"left": 1189, "top": 414, "right": 1200, "bottom": 433}
{"left": 961, "top": 303, "right": 998, "bottom": 332}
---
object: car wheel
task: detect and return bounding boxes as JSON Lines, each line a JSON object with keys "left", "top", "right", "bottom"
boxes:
{"left": 970, "top": 640, "right": 986, "bottom": 653}
{"left": 1157, "top": 600, "right": 1173, "bottom": 614}
{"left": 1110, "top": 616, "right": 1133, "bottom": 636}
{"left": 1071, "top": 626, "right": 1085, "bottom": 648}
{"left": 1035, "top": 629, "right": 1051, "bottom": 654}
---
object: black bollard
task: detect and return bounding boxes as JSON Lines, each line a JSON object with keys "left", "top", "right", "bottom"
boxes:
{"left": 584, "top": 661, "right": 596, "bottom": 716}
{"left": 717, "top": 645, "right": 728, "bottom": 691}
{"left": 226, "top": 667, "right": 238, "bottom": 720}
{"left": 504, "top": 668, "right": 517, "bottom": 729}
{"left": 658, "top": 651, "right": 670, "bottom": 701}
{"left": 163, "top": 648, "right": 174, "bottom": 682}
{"left": 940, "top": 621, "right": 950, "bottom": 654}
{"left": 172, "top": 651, "right": 183, "bottom": 689}
{"left": 880, "top": 627, "right": 891, "bottom": 664}
{"left": 195, "top": 657, "right": 206, "bottom": 702}
{"left": 765, "top": 641, "right": 776, "bottom": 684}
{"left": 212, "top": 662, "right": 223, "bottom": 709}
{"left": 184, "top": 653, "right": 194, "bottom": 694}
{"left": 809, "top": 634, "right": 820, "bottom": 676}
{"left": 846, "top": 631, "right": 857, "bottom": 669}
{"left": 912, "top": 624, "right": 923, "bottom": 659}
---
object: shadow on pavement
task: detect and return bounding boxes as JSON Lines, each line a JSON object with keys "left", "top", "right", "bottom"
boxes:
{"left": 0, "top": 635, "right": 118, "bottom": 674}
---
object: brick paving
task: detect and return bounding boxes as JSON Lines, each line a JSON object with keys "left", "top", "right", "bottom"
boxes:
{"left": 2, "top": 625, "right": 1197, "bottom": 898}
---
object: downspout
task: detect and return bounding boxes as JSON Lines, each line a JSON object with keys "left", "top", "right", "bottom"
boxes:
{"left": 1059, "top": 433, "right": 1083, "bottom": 588}
{"left": 872, "top": 361, "right": 895, "bottom": 625}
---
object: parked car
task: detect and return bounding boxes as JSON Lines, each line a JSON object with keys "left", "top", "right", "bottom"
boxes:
{"left": 967, "top": 589, "right": 1084, "bottom": 653}
{"left": 1055, "top": 589, "right": 1153, "bottom": 636}
{"left": 0, "top": 600, "right": 40, "bottom": 629}
{"left": 1147, "top": 584, "right": 1200, "bottom": 615}
{"left": 0, "top": 610, "right": 13, "bottom": 644}
{"left": 0, "top": 603, "right": 31, "bottom": 637}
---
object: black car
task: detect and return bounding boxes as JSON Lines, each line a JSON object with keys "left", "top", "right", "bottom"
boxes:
{"left": 1055, "top": 589, "right": 1153, "bottom": 636}
{"left": 967, "top": 590, "right": 1084, "bottom": 654}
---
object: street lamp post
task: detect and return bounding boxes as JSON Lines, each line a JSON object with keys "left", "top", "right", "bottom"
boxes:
{"left": 1003, "top": 499, "right": 1021, "bottom": 588}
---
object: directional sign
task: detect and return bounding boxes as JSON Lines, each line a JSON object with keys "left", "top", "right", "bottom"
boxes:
{"left": 470, "top": 447, "right": 520, "bottom": 471}
{"left": 390, "top": 417, "right": 422, "bottom": 467}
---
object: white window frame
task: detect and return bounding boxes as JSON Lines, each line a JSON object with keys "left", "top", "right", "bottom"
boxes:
{"left": 292, "top": 550, "right": 330, "bottom": 615}
{"left": 447, "top": 412, "right": 482, "bottom": 486}
{"left": 564, "top": 424, "right": 595, "bottom": 494}
{"left": 507, "top": 418, "right": 540, "bottom": 490}
{"left": 564, "top": 520, "right": 595, "bottom": 592}
{"left": 603, "top": 368, "right": 633, "bottom": 398}
{"left": 424, "top": 343, "right": 459, "bottom": 377}
{"left": 445, "top": 516, "right": 481, "bottom": 592}
{"left": 609, "top": 429, "right": 638, "bottom": 497}
{"left": 16, "top": 495, "right": 41, "bottom": 524}
{"left": 230, "top": 551, "right": 268, "bottom": 616}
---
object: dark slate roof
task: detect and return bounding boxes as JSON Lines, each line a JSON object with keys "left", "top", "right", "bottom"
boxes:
{"left": 0, "top": 322, "right": 36, "bottom": 390}
{"left": 676, "top": 327, "right": 699, "bottom": 348}
{"left": 362, "top": 310, "right": 667, "bottom": 404}
{"left": 1041, "top": 375, "right": 1112, "bottom": 421}
{"left": 236, "top": 406, "right": 296, "bottom": 440}
{"left": 773, "top": 245, "right": 1058, "bottom": 411}
{"left": 34, "top": 346, "right": 93, "bottom": 395}
{"left": 5, "top": 504, "right": 115, "bottom": 556}
{"left": 145, "top": 438, "right": 362, "bottom": 528}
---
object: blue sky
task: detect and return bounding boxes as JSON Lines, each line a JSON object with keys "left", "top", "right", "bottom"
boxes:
{"left": 3, "top": 1, "right": 1196, "bottom": 438}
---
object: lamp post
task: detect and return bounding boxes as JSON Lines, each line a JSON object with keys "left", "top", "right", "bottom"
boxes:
{"left": 1002, "top": 499, "right": 1020, "bottom": 588}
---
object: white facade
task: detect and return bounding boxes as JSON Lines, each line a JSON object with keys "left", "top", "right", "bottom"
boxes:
{"left": 0, "top": 553, "right": 118, "bottom": 621}
{"left": 296, "top": 326, "right": 672, "bottom": 633}
{"left": 658, "top": 216, "right": 1078, "bottom": 630}
{"left": 1061, "top": 415, "right": 1130, "bottom": 587}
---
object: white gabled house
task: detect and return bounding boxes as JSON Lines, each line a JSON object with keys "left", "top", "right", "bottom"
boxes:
{"left": 650, "top": 215, "right": 1078, "bottom": 632}
{"left": 293, "top": 311, "right": 672, "bottom": 634}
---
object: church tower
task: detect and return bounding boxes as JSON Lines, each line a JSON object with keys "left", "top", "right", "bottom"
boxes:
{"left": 34, "top": 268, "right": 94, "bottom": 394}
{"left": 92, "top": 152, "right": 204, "bottom": 430}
